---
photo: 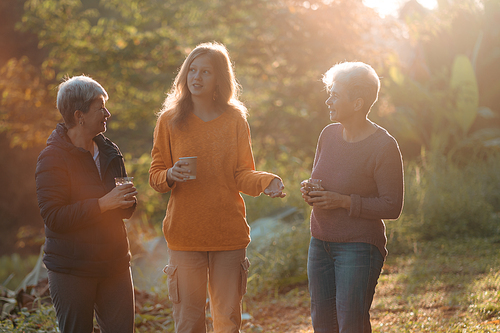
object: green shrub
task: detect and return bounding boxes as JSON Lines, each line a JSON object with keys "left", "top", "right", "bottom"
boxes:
{"left": 420, "top": 163, "right": 496, "bottom": 239}
{"left": 0, "top": 254, "right": 38, "bottom": 290}
{"left": 0, "top": 298, "right": 58, "bottom": 332}
{"left": 247, "top": 218, "right": 310, "bottom": 295}
{"left": 388, "top": 150, "right": 500, "bottom": 247}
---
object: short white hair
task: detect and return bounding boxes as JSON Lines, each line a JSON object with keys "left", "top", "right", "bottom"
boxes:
{"left": 323, "top": 62, "right": 380, "bottom": 113}
{"left": 57, "top": 75, "right": 108, "bottom": 128}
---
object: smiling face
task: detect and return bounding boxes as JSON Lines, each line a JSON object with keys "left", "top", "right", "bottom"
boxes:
{"left": 325, "top": 81, "right": 357, "bottom": 123}
{"left": 187, "top": 54, "right": 217, "bottom": 99}
{"left": 82, "top": 95, "right": 111, "bottom": 135}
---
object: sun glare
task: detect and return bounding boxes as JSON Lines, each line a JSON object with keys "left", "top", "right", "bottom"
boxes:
{"left": 363, "top": 0, "right": 438, "bottom": 18}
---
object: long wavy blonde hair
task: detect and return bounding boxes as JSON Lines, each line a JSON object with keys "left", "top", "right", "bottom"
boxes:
{"left": 160, "top": 42, "right": 247, "bottom": 127}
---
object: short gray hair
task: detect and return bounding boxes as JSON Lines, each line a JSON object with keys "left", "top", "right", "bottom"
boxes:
{"left": 323, "top": 62, "right": 380, "bottom": 114}
{"left": 57, "top": 75, "right": 108, "bottom": 128}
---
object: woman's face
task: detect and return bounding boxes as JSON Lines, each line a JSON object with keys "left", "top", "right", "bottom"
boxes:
{"left": 325, "top": 81, "right": 356, "bottom": 123}
{"left": 82, "top": 95, "right": 111, "bottom": 135}
{"left": 187, "top": 54, "right": 217, "bottom": 99}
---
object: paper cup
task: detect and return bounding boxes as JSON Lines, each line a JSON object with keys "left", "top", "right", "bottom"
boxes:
{"left": 179, "top": 156, "right": 197, "bottom": 180}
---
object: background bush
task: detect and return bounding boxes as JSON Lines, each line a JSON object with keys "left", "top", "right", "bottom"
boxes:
{"left": 386, "top": 148, "right": 500, "bottom": 253}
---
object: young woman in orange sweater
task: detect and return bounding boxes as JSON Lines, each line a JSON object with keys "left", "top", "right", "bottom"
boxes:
{"left": 149, "top": 42, "right": 286, "bottom": 333}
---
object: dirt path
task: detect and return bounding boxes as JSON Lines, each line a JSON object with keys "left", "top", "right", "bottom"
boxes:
{"left": 242, "top": 284, "right": 313, "bottom": 333}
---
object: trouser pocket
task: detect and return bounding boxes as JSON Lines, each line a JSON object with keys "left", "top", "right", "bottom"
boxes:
{"left": 240, "top": 257, "right": 250, "bottom": 296}
{"left": 163, "top": 265, "right": 180, "bottom": 304}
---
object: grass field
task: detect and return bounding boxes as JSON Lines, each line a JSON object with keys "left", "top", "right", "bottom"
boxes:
{"left": 371, "top": 237, "right": 500, "bottom": 332}
{"left": 2, "top": 237, "right": 500, "bottom": 332}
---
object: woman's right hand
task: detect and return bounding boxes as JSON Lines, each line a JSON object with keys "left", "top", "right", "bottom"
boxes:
{"left": 166, "top": 161, "right": 191, "bottom": 186}
{"left": 98, "top": 184, "right": 138, "bottom": 213}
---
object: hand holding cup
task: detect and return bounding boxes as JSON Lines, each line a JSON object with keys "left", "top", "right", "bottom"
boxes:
{"left": 99, "top": 177, "right": 137, "bottom": 212}
{"left": 303, "top": 179, "right": 323, "bottom": 194}
{"left": 178, "top": 157, "right": 197, "bottom": 180}
{"left": 167, "top": 157, "right": 197, "bottom": 185}
{"left": 300, "top": 178, "right": 323, "bottom": 206}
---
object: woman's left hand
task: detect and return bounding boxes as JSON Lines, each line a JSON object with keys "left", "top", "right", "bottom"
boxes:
{"left": 264, "top": 178, "right": 286, "bottom": 198}
{"left": 307, "top": 190, "right": 350, "bottom": 210}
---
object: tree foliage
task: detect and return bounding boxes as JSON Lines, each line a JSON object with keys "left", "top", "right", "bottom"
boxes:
{"left": 1, "top": 0, "right": 388, "bottom": 228}
{"left": 1, "top": 0, "right": 500, "bottom": 253}
{"left": 10, "top": 0, "right": 378, "bottom": 156}
{"left": 375, "top": 0, "right": 500, "bottom": 158}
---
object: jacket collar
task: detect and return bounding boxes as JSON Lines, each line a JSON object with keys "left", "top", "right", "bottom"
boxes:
{"left": 48, "top": 123, "right": 122, "bottom": 162}
{"left": 94, "top": 133, "right": 123, "bottom": 175}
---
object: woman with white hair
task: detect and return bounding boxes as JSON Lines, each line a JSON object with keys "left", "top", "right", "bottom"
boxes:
{"left": 301, "top": 62, "right": 404, "bottom": 332}
{"left": 35, "top": 75, "right": 137, "bottom": 333}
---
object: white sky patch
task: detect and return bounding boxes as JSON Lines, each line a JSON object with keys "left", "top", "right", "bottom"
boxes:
{"left": 363, "top": 0, "right": 438, "bottom": 18}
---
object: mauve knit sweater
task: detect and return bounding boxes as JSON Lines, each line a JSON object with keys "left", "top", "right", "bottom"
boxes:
{"left": 310, "top": 123, "right": 404, "bottom": 259}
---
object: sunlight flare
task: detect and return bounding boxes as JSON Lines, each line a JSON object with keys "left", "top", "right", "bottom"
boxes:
{"left": 363, "top": 0, "right": 438, "bottom": 17}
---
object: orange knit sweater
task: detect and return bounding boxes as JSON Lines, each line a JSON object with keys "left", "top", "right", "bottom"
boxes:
{"left": 149, "top": 108, "right": 278, "bottom": 251}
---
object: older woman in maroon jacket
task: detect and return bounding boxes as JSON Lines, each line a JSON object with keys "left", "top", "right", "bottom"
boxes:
{"left": 35, "top": 75, "right": 137, "bottom": 333}
{"left": 301, "top": 62, "right": 404, "bottom": 333}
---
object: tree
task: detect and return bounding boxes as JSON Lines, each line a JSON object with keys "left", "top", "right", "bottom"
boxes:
{"left": 376, "top": 0, "right": 500, "bottom": 159}
{"left": 0, "top": 0, "right": 401, "bottom": 248}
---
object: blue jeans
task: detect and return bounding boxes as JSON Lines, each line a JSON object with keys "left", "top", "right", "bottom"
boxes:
{"left": 307, "top": 237, "right": 384, "bottom": 333}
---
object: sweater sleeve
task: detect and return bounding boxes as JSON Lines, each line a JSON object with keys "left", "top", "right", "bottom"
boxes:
{"left": 149, "top": 114, "right": 175, "bottom": 193}
{"left": 349, "top": 139, "right": 404, "bottom": 220}
{"left": 234, "top": 119, "right": 278, "bottom": 196}
{"left": 35, "top": 150, "right": 102, "bottom": 233}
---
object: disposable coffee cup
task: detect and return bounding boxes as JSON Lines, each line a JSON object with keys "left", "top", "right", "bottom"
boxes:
{"left": 114, "top": 177, "right": 134, "bottom": 186}
{"left": 179, "top": 156, "right": 197, "bottom": 180}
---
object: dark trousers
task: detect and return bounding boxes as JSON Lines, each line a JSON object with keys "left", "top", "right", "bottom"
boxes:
{"left": 47, "top": 268, "right": 135, "bottom": 333}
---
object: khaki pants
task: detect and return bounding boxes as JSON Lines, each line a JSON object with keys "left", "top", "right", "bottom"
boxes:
{"left": 164, "top": 248, "right": 250, "bottom": 333}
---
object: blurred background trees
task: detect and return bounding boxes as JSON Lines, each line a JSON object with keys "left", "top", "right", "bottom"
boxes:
{"left": 1, "top": 0, "right": 499, "bottom": 256}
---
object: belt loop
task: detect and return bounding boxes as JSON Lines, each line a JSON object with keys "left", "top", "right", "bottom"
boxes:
{"left": 323, "top": 241, "right": 330, "bottom": 254}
